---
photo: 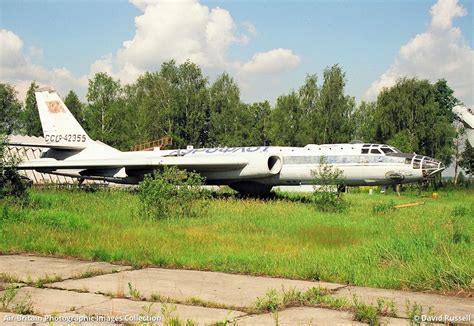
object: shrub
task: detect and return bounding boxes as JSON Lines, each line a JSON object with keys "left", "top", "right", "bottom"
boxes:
{"left": 311, "top": 157, "right": 347, "bottom": 212}
{"left": 0, "top": 136, "right": 29, "bottom": 205}
{"left": 138, "top": 166, "right": 209, "bottom": 220}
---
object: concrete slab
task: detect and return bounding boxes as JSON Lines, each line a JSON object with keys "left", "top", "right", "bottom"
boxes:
{"left": 77, "top": 297, "right": 246, "bottom": 325}
{"left": 49, "top": 268, "right": 345, "bottom": 307}
{"left": 235, "top": 307, "right": 365, "bottom": 325}
{"left": 1, "top": 287, "right": 243, "bottom": 325}
{"left": 5, "top": 287, "right": 110, "bottom": 315}
{"left": 0, "top": 255, "right": 130, "bottom": 283}
{"left": 333, "top": 286, "right": 474, "bottom": 318}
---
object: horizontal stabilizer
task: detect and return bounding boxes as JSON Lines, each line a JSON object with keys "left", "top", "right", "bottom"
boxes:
{"left": 7, "top": 141, "right": 86, "bottom": 150}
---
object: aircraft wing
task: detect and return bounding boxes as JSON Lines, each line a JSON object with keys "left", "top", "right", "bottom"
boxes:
{"left": 18, "top": 156, "right": 248, "bottom": 172}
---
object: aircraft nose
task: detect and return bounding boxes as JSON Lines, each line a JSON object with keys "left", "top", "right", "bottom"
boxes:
{"left": 422, "top": 156, "right": 445, "bottom": 177}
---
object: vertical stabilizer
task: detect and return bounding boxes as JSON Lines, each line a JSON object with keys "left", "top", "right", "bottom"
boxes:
{"left": 35, "top": 88, "right": 91, "bottom": 149}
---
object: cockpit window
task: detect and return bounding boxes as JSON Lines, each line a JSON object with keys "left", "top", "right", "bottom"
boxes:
{"left": 381, "top": 147, "right": 393, "bottom": 153}
{"left": 370, "top": 148, "right": 381, "bottom": 154}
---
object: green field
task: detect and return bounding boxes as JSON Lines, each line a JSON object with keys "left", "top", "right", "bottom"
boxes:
{"left": 0, "top": 188, "right": 472, "bottom": 294}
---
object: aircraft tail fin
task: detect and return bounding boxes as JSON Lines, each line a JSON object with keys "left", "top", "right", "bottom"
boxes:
{"left": 35, "top": 88, "right": 91, "bottom": 149}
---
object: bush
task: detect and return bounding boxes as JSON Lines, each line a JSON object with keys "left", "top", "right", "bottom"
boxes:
{"left": 138, "top": 166, "right": 209, "bottom": 219}
{"left": 0, "top": 137, "right": 29, "bottom": 205}
{"left": 311, "top": 157, "right": 347, "bottom": 212}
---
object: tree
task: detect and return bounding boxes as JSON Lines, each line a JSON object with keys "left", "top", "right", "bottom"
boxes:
{"left": 64, "top": 90, "right": 84, "bottom": 123}
{"left": 160, "top": 60, "right": 210, "bottom": 148}
{"left": 0, "top": 83, "right": 23, "bottom": 134}
{"left": 245, "top": 101, "right": 271, "bottom": 146}
{"left": 23, "top": 81, "right": 42, "bottom": 136}
{"left": 373, "top": 78, "right": 456, "bottom": 164}
{"left": 84, "top": 73, "right": 124, "bottom": 148}
{"left": 208, "top": 73, "right": 245, "bottom": 146}
{"left": 298, "top": 74, "right": 319, "bottom": 144}
{"left": 434, "top": 79, "right": 458, "bottom": 123}
{"left": 353, "top": 101, "right": 377, "bottom": 142}
{"left": 269, "top": 91, "right": 302, "bottom": 146}
{"left": 459, "top": 140, "right": 474, "bottom": 184}
{"left": 316, "top": 65, "right": 355, "bottom": 144}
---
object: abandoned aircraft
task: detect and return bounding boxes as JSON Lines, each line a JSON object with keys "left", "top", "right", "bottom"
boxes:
{"left": 10, "top": 88, "right": 445, "bottom": 195}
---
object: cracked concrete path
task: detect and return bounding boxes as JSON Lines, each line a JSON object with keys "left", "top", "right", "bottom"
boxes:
{"left": 1, "top": 255, "right": 473, "bottom": 325}
{"left": 0, "top": 254, "right": 130, "bottom": 282}
{"left": 48, "top": 267, "right": 344, "bottom": 307}
{"left": 1, "top": 287, "right": 244, "bottom": 325}
{"left": 334, "top": 285, "right": 474, "bottom": 318}
{"left": 234, "top": 307, "right": 366, "bottom": 325}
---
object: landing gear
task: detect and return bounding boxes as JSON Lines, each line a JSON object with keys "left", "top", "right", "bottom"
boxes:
{"left": 229, "top": 181, "right": 273, "bottom": 197}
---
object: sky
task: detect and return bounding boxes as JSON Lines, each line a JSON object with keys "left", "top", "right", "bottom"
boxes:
{"left": 0, "top": 0, "right": 472, "bottom": 107}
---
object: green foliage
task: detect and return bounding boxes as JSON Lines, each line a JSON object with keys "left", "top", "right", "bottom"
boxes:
{"left": 451, "top": 205, "right": 470, "bottom": 244}
{"left": 23, "top": 81, "right": 42, "bottom": 136}
{"left": 459, "top": 140, "right": 474, "bottom": 179}
{"left": 0, "top": 136, "right": 29, "bottom": 204}
{"left": 64, "top": 90, "right": 84, "bottom": 123}
{"left": 0, "top": 188, "right": 473, "bottom": 292}
{"left": 128, "top": 282, "right": 142, "bottom": 299}
{"left": 374, "top": 77, "right": 457, "bottom": 165}
{"left": 317, "top": 65, "right": 355, "bottom": 144}
{"left": 254, "top": 288, "right": 283, "bottom": 312}
{"left": 405, "top": 300, "right": 435, "bottom": 326}
{"left": 311, "top": 157, "right": 347, "bottom": 212}
{"left": 372, "top": 200, "right": 395, "bottom": 214}
{"left": 85, "top": 72, "right": 126, "bottom": 149}
{"left": 352, "top": 296, "right": 380, "bottom": 325}
{"left": 138, "top": 166, "right": 209, "bottom": 219}
{"left": 0, "top": 83, "right": 23, "bottom": 134}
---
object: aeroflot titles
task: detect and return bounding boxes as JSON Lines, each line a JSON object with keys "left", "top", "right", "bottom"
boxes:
{"left": 169, "top": 146, "right": 271, "bottom": 156}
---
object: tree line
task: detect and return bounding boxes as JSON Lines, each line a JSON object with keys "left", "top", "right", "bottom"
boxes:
{"left": 0, "top": 60, "right": 472, "bottom": 179}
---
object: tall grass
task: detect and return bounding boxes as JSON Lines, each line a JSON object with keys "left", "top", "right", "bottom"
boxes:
{"left": 0, "top": 188, "right": 472, "bottom": 293}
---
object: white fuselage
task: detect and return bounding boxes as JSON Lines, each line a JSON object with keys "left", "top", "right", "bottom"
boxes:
{"left": 44, "top": 144, "right": 444, "bottom": 186}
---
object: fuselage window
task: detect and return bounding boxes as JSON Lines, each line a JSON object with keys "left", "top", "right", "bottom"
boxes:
{"left": 381, "top": 147, "right": 393, "bottom": 154}
{"left": 361, "top": 148, "right": 369, "bottom": 154}
{"left": 370, "top": 148, "right": 381, "bottom": 154}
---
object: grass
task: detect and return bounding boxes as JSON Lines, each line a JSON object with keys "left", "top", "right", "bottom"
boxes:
{"left": 0, "top": 188, "right": 473, "bottom": 293}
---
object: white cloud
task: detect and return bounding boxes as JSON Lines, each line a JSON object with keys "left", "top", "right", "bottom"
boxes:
{"left": 2, "top": 1, "right": 301, "bottom": 103}
{"left": 100, "top": 0, "right": 254, "bottom": 82}
{"left": 0, "top": 29, "right": 87, "bottom": 101}
{"left": 365, "top": 0, "right": 474, "bottom": 106}
{"left": 94, "top": 0, "right": 299, "bottom": 84}
{"left": 240, "top": 48, "right": 301, "bottom": 74}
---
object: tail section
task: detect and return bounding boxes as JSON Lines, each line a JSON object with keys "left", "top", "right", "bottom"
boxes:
{"left": 35, "top": 88, "right": 91, "bottom": 149}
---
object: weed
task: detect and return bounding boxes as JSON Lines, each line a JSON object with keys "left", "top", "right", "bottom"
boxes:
{"left": 254, "top": 288, "right": 283, "bottom": 312}
{"left": 139, "top": 303, "right": 161, "bottom": 326}
{"left": 352, "top": 295, "right": 379, "bottom": 325}
{"left": 0, "top": 273, "right": 19, "bottom": 284}
{"left": 74, "top": 269, "right": 106, "bottom": 279}
{"left": 13, "top": 293, "right": 34, "bottom": 315}
{"left": 33, "top": 274, "right": 62, "bottom": 288}
{"left": 253, "top": 287, "right": 347, "bottom": 314}
{"left": 376, "top": 298, "right": 397, "bottom": 317}
{"left": 0, "top": 285, "right": 34, "bottom": 315}
{"left": 1, "top": 284, "right": 18, "bottom": 311}
{"left": 406, "top": 300, "right": 435, "bottom": 326}
{"left": 451, "top": 205, "right": 470, "bottom": 244}
{"left": 372, "top": 200, "right": 395, "bottom": 214}
{"left": 128, "top": 282, "right": 142, "bottom": 300}
{"left": 160, "top": 302, "right": 197, "bottom": 326}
